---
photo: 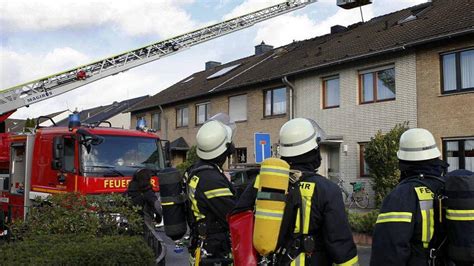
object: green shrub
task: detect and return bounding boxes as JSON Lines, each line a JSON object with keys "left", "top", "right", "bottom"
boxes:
{"left": 365, "top": 122, "right": 409, "bottom": 207}
{"left": 1, "top": 234, "right": 155, "bottom": 265}
{"left": 348, "top": 210, "right": 379, "bottom": 235}
{"left": 177, "top": 145, "right": 198, "bottom": 173}
{"left": 9, "top": 193, "right": 144, "bottom": 240}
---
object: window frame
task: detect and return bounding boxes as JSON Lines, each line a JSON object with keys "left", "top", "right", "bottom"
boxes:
{"left": 359, "top": 142, "right": 370, "bottom": 177}
{"left": 151, "top": 112, "right": 161, "bottom": 130}
{"left": 195, "top": 102, "right": 210, "bottom": 126}
{"left": 440, "top": 48, "right": 474, "bottom": 94}
{"left": 264, "top": 87, "right": 287, "bottom": 117}
{"left": 358, "top": 66, "right": 396, "bottom": 104}
{"left": 322, "top": 75, "right": 340, "bottom": 109}
{"left": 443, "top": 137, "right": 474, "bottom": 171}
{"left": 228, "top": 94, "right": 248, "bottom": 122}
{"left": 176, "top": 106, "right": 189, "bottom": 128}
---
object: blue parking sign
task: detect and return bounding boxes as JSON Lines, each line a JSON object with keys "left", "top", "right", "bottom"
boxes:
{"left": 254, "top": 133, "right": 271, "bottom": 163}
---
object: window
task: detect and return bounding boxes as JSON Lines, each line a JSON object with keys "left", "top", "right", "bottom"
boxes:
{"left": 233, "top": 148, "right": 247, "bottom": 164}
{"left": 441, "top": 49, "right": 474, "bottom": 93}
{"left": 207, "top": 64, "right": 241, "bottom": 79}
{"left": 229, "top": 94, "right": 247, "bottom": 122}
{"left": 176, "top": 107, "right": 188, "bottom": 127}
{"left": 359, "top": 67, "right": 396, "bottom": 103}
{"left": 323, "top": 76, "right": 340, "bottom": 108}
{"left": 64, "top": 137, "right": 75, "bottom": 173}
{"left": 359, "top": 143, "right": 370, "bottom": 177}
{"left": 151, "top": 113, "right": 161, "bottom": 130}
{"left": 443, "top": 138, "right": 474, "bottom": 172}
{"left": 196, "top": 102, "right": 210, "bottom": 125}
{"left": 264, "top": 88, "right": 287, "bottom": 116}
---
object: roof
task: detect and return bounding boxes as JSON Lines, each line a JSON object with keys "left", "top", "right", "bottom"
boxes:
{"left": 170, "top": 137, "right": 189, "bottom": 151}
{"left": 4, "top": 119, "right": 26, "bottom": 133}
{"left": 56, "top": 96, "right": 148, "bottom": 126}
{"left": 131, "top": 0, "right": 474, "bottom": 112}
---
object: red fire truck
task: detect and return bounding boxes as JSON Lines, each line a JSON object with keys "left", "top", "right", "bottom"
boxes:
{"left": 0, "top": 116, "right": 165, "bottom": 221}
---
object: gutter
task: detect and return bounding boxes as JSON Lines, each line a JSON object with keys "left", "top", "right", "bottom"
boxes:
{"left": 281, "top": 76, "right": 295, "bottom": 120}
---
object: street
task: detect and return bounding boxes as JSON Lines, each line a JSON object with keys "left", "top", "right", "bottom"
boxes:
{"left": 159, "top": 229, "right": 372, "bottom": 266}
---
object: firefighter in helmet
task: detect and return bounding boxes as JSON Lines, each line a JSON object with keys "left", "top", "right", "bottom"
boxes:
{"left": 371, "top": 128, "right": 448, "bottom": 266}
{"left": 186, "top": 113, "right": 236, "bottom": 265}
{"left": 231, "top": 118, "right": 358, "bottom": 265}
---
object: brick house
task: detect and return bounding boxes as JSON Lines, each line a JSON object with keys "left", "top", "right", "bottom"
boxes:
{"left": 131, "top": 0, "right": 473, "bottom": 192}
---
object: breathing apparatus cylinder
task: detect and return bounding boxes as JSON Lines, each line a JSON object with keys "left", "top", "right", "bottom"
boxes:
{"left": 158, "top": 168, "right": 187, "bottom": 240}
{"left": 253, "top": 158, "right": 290, "bottom": 257}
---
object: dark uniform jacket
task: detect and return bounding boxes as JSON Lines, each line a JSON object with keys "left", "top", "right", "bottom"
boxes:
{"left": 234, "top": 167, "right": 358, "bottom": 266}
{"left": 187, "top": 160, "right": 236, "bottom": 257}
{"left": 371, "top": 167, "right": 445, "bottom": 266}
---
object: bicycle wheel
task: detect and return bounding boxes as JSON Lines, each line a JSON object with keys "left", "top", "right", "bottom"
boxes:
{"left": 353, "top": 191, "right": 369, "bottom": 209}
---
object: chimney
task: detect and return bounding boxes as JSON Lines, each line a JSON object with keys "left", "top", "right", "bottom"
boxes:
{"left": 331, "top": 25, "right": 347, "bottom": 34}
{"left": 255, "top": 41, "right": 273, "bottom": 55}
{"left": 205, "top": 61, "right": 221, "bottom": 70}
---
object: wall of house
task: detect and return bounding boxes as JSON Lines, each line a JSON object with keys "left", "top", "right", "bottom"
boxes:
{"left": 132, "top": 84, "right": 289, "bottom": 167}
{"left": 416, "top": 37, "right": 474, "bottom": 148}
{"left": 294, "top": 52, "right": 418, "bottom": 202}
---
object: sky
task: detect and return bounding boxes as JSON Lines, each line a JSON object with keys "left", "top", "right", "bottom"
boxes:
{"left": 0, "top": 0, "right": 428, "bottom": 119}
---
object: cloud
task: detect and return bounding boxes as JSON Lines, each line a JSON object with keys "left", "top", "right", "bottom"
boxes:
{"left": 0, "top": 0, "right": 197, "bottom": 38}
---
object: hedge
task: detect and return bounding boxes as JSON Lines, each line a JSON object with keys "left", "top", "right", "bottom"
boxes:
{"left": 348, "top": 210, "right": 379, "bottom": 235}
{"left": 1, "top": 234, "right": 155, "bottom": 265}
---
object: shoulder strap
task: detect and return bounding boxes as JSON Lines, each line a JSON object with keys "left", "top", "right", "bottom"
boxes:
{"left": 400, "top": 174, "right": 445, "bottom": 193}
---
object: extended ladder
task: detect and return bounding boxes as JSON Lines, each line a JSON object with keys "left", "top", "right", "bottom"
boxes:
{"left": 0, "top": 0, "right": 316, "bottom": 115}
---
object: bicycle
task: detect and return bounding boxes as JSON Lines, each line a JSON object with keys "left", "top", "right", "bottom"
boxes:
{"left": 336, "top": 179, "right": 370, "bottom": 209}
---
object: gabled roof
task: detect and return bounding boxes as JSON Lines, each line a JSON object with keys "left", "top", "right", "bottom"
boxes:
{"left": 131, "top": 0, "right": 474, "bottom": 112}
{"left": 56, "top": 96, "right": 148, "bottom": 126}
{"left": 170, "top": 137, "right": 189, "bottom": 151}
{"left": 4, "top": 118, "right": 26, "bottom": 133}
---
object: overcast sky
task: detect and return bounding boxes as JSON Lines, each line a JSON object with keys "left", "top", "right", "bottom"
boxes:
{"left": 0, "top": 0, "right": 428, "bottom": 119}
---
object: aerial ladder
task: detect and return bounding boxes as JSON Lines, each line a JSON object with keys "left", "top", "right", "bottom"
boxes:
{"left": 0, "top": 0, "right": 372, "bottom": 119}
{"left": 0, "top": 0, "right": 319, "bottom": 118}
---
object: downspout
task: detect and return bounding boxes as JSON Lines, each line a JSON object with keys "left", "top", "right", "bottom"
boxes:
{"left": 282, "top": 76, "right": 295, "bottom": 119}
{"left": 158, "top": 105, "right": 168, "bottom": 139}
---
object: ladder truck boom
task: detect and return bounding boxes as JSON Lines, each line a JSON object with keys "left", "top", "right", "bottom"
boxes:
{"left": 0, "top": 0, "right": 316, "bottom": 116}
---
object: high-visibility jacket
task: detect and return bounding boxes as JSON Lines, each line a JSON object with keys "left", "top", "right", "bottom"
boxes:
{"left": 234, "top": 171, "right": 359, "bottom": 266}
{"left": 186, "top": 160, "right": 236, "bottom": 261}
{"left": 370, "top": 176, "right": 445, "bottom": 266}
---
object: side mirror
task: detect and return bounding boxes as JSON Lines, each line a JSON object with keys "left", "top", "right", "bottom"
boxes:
{"left": 52, "top": 137, "right": 64, "bottom": 170}
{"left": 161, "top": 140, "right": 172, "bottom": 167}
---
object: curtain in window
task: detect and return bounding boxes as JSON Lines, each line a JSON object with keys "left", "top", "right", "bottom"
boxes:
{"left": 152, "top": 113, "right": 160, "bottom": 130}
{"left": 197, "top": 104, "right": 207, "bottom": 124}
{"left": 377, "top": 68, "right": 396, "bottom": 100}
{"left": 443, "top": 54, "right": 457, "bottom": 91}
{"left": 265, "top": 90, "right": 272, "bottom": 116}
{"left": 446, "top": 141, "right": 459, "bottom": 171}
{"left": 362, "top": 73, "right": 374, "bottom": 102}
{"left": 273, "top": 88, "right": 286, "bottom": 115}
{"left": 465, "top": 140, "right": 474, "bottom": 171}
{"left": 229, "top": 95, "right": 247, "bottom": 122}
{"left": 182, "top": 108, "right": 188, "bottom": 126}
{"left": 325, "top": 78, "right": 340, "bottom": 107}
{"left": 460, "top": 50, "right": 474, "bottom": 89}
{"left": 177, "top": 110, "right": 182, "bottom": 127}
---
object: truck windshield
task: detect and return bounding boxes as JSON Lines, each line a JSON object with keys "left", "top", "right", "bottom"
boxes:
{"left": 81, "top": 136, "right": 164, "bottom": 177}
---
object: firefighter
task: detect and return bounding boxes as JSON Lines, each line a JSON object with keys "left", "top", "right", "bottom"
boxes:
{"left": 370, "top": 128, "right": 449, "bottom": 266}
{"left": 232, "top": 118, "right": 359, "bottom": 266}
{"left": 187, "top": 113, "right": 236, "bottom": 265}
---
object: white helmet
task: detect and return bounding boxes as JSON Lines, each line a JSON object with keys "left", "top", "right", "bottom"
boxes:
{"left": 279, "top": 118, "right": 326, "bottom": 157}
{"left": 196, "top": 113, "right": 235, "bottom": 160}
{"left": 397, "top": 128, "right": 441, "bottom": 161}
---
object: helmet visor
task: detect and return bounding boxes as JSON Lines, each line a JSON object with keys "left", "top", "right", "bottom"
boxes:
{"left": 209, "top": 113, "right": 236, "bottom": 140}
{"left": 307, "top": 118, "right": 327, "bottom": 144}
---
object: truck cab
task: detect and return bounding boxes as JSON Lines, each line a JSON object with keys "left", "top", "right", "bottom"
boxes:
{"left": 1, "top": 123, "right": 167, "bottom": 221}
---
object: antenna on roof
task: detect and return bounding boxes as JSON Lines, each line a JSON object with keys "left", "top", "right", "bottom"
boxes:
{"left": 360, "top": 5, "right": 365, "bottom": 22}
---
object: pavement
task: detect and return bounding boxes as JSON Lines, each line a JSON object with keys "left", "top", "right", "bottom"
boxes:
{"left": 158, "top": 229, "right": 373, "bottom": 266}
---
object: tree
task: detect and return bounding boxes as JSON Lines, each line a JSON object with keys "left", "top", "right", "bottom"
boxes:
{"left": 365, "top": 122, "right": 409, "bottom": 207}
{"left": 176, "top": 145, "right": 198, "bottom": 173}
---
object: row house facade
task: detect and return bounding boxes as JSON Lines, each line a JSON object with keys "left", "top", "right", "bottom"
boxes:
{"left": 130, "top": 0, "right": 473, "bottom": 200}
